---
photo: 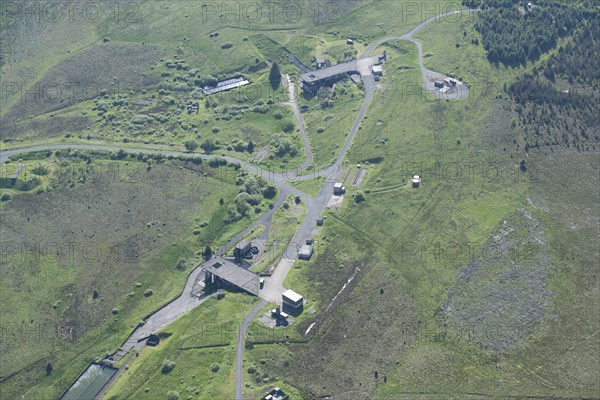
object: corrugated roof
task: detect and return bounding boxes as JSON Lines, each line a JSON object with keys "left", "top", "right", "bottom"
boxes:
{"left": 202, "top": 77, "right": 250, "bottom": 94}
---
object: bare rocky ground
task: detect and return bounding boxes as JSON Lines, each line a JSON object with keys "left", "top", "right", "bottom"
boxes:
{"left": 440, "top": 208, "right": 553, "bottom": 352}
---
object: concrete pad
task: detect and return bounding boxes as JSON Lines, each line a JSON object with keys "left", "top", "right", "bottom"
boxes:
{"left": 326, "top": 194, "right": 344, "bottom": 209}
{"left": 356, "top": 56, "right": 380, "bottom": 76}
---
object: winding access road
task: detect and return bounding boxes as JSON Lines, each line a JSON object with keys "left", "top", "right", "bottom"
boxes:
{"left": 234, "top": 8, "right": 480, "bottom": 398}
{"left": 0, "top": 8, "right": 480, "bottom": 400}
{"left": 364, "top": 9, "right": 481, "bottom": 101}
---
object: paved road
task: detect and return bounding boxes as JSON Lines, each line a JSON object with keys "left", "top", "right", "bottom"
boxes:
{"left": 0, "top": 9, "right": 481, "bottom": 398}
{"left": 238, "top": 8, "right": 482, "bottom": 395}
{"left": 234, "top": 299, "right": 267, "bottom": 400}
{"left": 364, "top": 9, "right": 481, "bottom": 101}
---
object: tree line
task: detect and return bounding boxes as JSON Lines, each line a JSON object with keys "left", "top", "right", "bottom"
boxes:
{"left": 542, "top": 21, "right": 600, "bottom": 86}
{"left": 507, "top": 73, "right": 598, "bottom": 150}
{"left": 462, "top": 0, "right": 596, "bottom": 66}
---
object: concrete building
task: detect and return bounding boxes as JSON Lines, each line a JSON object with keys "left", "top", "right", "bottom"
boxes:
{"left": 146, "top": 334, "right": 160, "bottom": 346}
{"left": 204, "top": 257, "right": 259, "bottom": 295}
{"left": 300, "top": 54, "right": 383, "bottom": 94}
{"left": 300, "top": 60, "right": 358, "bottom": 93}
{"left": 282, "top": 289, "right": 304, "bottom": 310}
{"left": 298, "top": 244, "right": 314, "bottom": 260}
{"left": 233, "top": 240, "right": 252, "bottom": 264}
{"left": 271, "top": 307, "right": 289, "bottom": 319}
{"left": 412, "top": 175, "right": 421, "bottom": 188}
{"left": 444, "top": 77, "right": 456, "bottom": 86}
{"left": 262, "top": 387, "right": 289, "bottom": 400}
{"left": 372, "top": 65, "right": 383, "bottom": 76}
{"left": 333, "top": 182, "right": 346, "bottom": 195}
{"left": 316, "top": 57, "right": 331, "bottom": 69}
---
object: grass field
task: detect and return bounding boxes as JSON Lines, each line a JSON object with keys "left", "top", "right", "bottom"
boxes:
{"left": 288, "top": 177, "right": 325, "bottom": 197}
{"left": 0, "top": 156, "right": 263, "bottom": 399}
{"left": 298, "top": 79, "right": 365, "bottom": 167}
{"left": 1, "top": 1, "right": 598, "bottom": 399}
{"left": 249, "top": 196, "right": 306, "bottom": 274}
{"left": 242, "top": 13, "right": 599, "bottom": 400}
{"left": 101, "top": 294, "right": 258, "bottom": 400}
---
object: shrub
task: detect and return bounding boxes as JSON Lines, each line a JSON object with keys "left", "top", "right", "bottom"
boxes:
{"left": 112, "top": 308, "right": 119, "bottom": 315}
{"left": 234, "top": 142, "right": 247, "bottom": 152}
{"left": 0, "top": 193, "right": 12, "bottom": 201}
{"left": 262, "top": 185, "right": 277, "bottom": 199}
{"left": 253, "top": 106, "right": 269, "bottom": 114}
{"left": 211, "top": 363, "right": 220, "bottom": 372}
{"left": 220, "top": 42, "right": 233, "bottom": 49}
{"left": 208, "top": 156, "right": 227, "bottom": 167}
{"left": 167, "top": 390, "right": 180, "bottom": 400}
{"left": 184, "top": 140, "right": 199, "bottom": 152}
{"left": 273, "top": 111, "right": 283, "bottom": 120}
{"left": 282, "top": 120, "right": 295, "bottom": 133}
{"left": 144, "top": 289, "right": 153, "bottom": 297}
{"left": 355, "top": 192, "right": 365, "bottom": 203}
{"left": 246, "top": 194, "right": 261, "bottom": 206}
{"left": 176, "top": 258, "right": 187, "bottom": 270}
{"left": 162, "top": 96, "right": 176, "bottom": 105}
{"left": 161, "top": 359, "right": 176, "bottom": 374}
{"left": 201, "top": 139, "right": 218, "bottom": 153}
{"left": 131, "top": 114, "right": 154, "bottom": 125}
